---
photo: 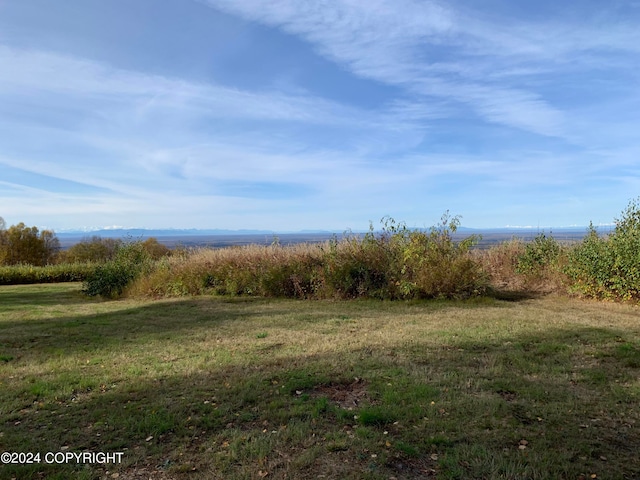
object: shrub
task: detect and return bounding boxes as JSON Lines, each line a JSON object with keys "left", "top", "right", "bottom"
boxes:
{"left": 564, "top": 224, "right": 612, "bottom": 299}
{"left": 0, "top": 263, "right": 97, "bottom": 285}
{"left": 516, "top": 233, "right": 562, "bottom": 276}
{"left": 396, "top": 212, "right": 487, "bottom": 299}
{"left": 83, "top": 241, "right": 153, "bottom": 298}
{"left": 320, "top": 227, "right": 395, "bottom": 299}
{"left": 141, "top": 238, "right": 171, "bottom": 260}
{"left": 565, "top": 198, "right": 640, "bottom": 301}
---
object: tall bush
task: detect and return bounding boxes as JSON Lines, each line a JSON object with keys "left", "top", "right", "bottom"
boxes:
{"left": 320, "top": 226, "right": 396, "bottom": 299}
{"left": 83, "top": 241, "right": 153, "bottom": 298}
{"left": 516, "top": 233, "right": 562, "bottom": 276}
{"left": 396, "top": 212, "right": 486, "bottom": 299}
{"left": 565, "top": 199, "right": 640, "bottom": 301}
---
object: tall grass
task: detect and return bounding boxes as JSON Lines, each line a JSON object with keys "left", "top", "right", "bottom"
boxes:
{"left": 130, "top": 214, "right": 489, "bottom": 300}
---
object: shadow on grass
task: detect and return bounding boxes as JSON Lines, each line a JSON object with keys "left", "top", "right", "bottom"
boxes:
{"left": 2, "top": 308, "right": 640, "bottom": 479}
{"left": 0, "top": 283, "right": 96, "bottom": 309}
{"left": 0, "top": 287, "right": 518, "bottom": 366}
{"left": 0, "top": 298, "right": 313, "bottom": 363}
{"left": 487, "top": 289, "right": 543, "bottom": 302}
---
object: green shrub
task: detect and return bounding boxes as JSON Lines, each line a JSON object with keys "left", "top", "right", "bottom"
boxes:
{"left": 516, "top": 232, "right": 562, "bottom": 276}
{"left": 83, "top": 241, "right": 153, "bottom": 298}
{"left": 564, "top": 224, "right": 612, "bottom": 298}
{"left": 394, "top": 213, "right": 486, "bottom": 299}
{"left": 565, "top": 199, "right": 640, "bottom": 301}
{"left": 320, "top": 227, "right": 395, "bottom": 299}
{"left": 259, "top": 250, "right": 323, "bottom": 298}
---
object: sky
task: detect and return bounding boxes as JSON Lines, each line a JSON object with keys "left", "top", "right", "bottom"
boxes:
{"left": 1, "top": 0, "right": 639, "bottom": 232}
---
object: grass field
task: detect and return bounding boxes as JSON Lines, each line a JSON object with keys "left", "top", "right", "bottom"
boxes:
{"left": 1, "top": 284, "right": 640, "bottom": 479}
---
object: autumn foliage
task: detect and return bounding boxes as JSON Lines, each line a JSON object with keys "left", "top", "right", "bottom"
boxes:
{"left": 0, "top": 222, "right": 59, "bottom": 266}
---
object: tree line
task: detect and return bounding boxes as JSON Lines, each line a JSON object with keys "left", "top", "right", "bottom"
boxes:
{"left": 0, "top": 217, "right": 169, "bottom": 266}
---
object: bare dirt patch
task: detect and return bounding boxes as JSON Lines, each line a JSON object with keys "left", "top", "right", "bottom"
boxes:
{"left": 306, "top": 378, "right": 371, "bottom": 410}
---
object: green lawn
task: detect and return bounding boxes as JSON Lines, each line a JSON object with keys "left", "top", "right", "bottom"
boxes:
{"left": 1, "top": 283, "right": 640, "bottom": 479}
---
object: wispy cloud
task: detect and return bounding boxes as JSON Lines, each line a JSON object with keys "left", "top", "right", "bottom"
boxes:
{"left": 201, "top": 0, "right": 638, "bottom": 140}
{"left": 0, "top": 45, "right": 445, "bottom": 228}
{"left": 1, "top": 1, "right": 639, "bottom": 230}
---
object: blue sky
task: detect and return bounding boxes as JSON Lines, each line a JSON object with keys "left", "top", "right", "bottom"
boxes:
{"left": 1, "top": 0, "right": 639, "bottom": 231}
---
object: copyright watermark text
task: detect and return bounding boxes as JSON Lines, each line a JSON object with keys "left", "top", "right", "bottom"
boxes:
{"left": 1, "top": 451, "right": 124, "bottom": 464}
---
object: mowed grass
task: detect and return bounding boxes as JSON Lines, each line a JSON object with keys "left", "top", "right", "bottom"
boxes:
{"left": 1, "top": 284, "right": 640, "bottom": 479}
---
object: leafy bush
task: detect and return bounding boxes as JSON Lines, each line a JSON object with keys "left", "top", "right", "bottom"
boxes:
{"left": 141, "top": 237, "right": 171, "bottom": 260}
{"left": 516, "top": 232, "right": 562, "bottom": 276}
{"left": 83, "top": 241, "right": 153, "bottom": 298}
{"left": 320, "top": 226, "right": 395, "bottom": 299}
{"left": 565, "top": 198, "right": 640, "bottom": 301}
{"left": 395, "top": 213, "right": 487, "bottom": 299}
{"left": 564, "top": 224, "right": 612, "bottom": 299}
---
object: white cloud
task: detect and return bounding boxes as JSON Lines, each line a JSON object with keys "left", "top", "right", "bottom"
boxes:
{"left": 0, "top": 45, "right": 432, "bottom": 182}
{"left": 2, "top": 2, "right": 640, "bottom": 230}
{"left": 200, "top": 0, "right": 638, "bottom": 140}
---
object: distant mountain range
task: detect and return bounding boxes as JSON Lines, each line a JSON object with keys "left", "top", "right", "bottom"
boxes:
{"left": 56, "top": 228, "right": 281, "bottom": 238}
{"left": 56, "top": 225, "right": 599, "bottom": 239}
{"left": 54, "top": 225, "right": 609, "bottom": 250}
